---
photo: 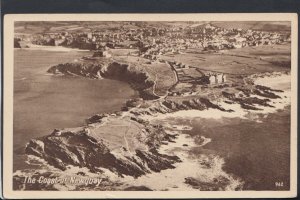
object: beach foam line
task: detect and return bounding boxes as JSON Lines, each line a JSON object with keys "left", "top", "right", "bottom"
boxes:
{"left": 121, "top": 133, "right": 201, "bottom": 191}
{"left": 121, "top": 129, "right": 243, "bottom": 191}
{"left": 22, "top": 44, "right": 90, "bottom": 52}
{"left": 145, "top": 106, "right": 248, "bottom": 121}
{"left": 254, "top": 73, "right": 291, "bottom": 91}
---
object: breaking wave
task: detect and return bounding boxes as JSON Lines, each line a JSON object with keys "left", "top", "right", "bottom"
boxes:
{"left": 121, "top": 122, "right": 244, "bottom": 191}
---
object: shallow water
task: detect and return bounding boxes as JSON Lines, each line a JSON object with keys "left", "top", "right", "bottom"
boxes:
{"left": 13, "top": 49, "right": 137, "bottom": 171}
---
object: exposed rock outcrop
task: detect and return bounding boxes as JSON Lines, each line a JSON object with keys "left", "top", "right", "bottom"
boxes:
{"left": 161, "top": 98, "right": 230, "bottom": 112}
{"left": 25, "top": 121, "right": 181, "bottom": 178}
{"left": 184, "top": 176, "right": 233, "bottom": 191}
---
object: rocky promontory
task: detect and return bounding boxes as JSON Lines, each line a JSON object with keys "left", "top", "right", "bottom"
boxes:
{"left": 25, "top": 118, "right": 181, "bottom": 178}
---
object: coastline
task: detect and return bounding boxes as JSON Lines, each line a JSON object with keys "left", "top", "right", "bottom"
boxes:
{"left": 18, "top": 44, "right": 90, "bottom": 52}
{"left": 14, "top": 67, "right": 291, "bottom": 190}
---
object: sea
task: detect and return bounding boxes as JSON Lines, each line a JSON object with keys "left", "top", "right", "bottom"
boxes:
{"left": 187, "top": 108, "right": 290, "bottom": 191}
{"left": 13, "top": 49, "right": 137, "bottom": 171}
{"left": 124, "top": 108, "right": 290, "bottom": 191}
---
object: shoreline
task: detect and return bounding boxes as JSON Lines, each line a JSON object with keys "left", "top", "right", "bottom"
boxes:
{"left": 14, "top": 70, "right": 291, "bottom": 190}
{"left": 15, "top": 44, "right": 90, "bottom": 52}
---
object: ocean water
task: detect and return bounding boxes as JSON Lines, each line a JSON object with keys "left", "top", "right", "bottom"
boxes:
{"left": 13, "top": 49, "right": 137, "bottom": 171}
{"left": 139, "top": 107, "right": 290, "bottom": 191}
{"left": 186, "top": 108, "right": 290, "bottom": 191}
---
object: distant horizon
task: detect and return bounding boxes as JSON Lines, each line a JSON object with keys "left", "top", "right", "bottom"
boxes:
{"left": 14, "top": 21, "right": 291, "bottom": 34}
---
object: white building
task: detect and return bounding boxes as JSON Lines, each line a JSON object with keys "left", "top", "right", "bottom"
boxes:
{"left": 216, "top": 74, "right": 223, "bottom": 83}
{"left": 209, "top": 75, "right": 216, "bottom": 84}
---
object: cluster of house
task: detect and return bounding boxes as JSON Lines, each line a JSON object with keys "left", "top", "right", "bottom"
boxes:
{"left": 207, "top": 73, "right": 227, "bottom": 84}
{"left": 202, "top": 26, "right": 290, "bottom": 51}
{"left": 15, "top": 23, "right": 290, "bottom": 56}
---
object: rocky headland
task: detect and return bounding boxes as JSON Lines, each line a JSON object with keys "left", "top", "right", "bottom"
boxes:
{"left": 47, "top": 59, "right": 159, "bottom": 100}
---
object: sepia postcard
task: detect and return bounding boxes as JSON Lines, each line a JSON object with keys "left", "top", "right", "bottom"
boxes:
{"left": 2, "top": 13, "right": 298, "bottom": 199}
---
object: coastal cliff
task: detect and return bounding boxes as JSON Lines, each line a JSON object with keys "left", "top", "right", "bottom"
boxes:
{"left": 25, "top": 119, "right": 181, "bottom": 177}
{"left": 48, "top": 61, "right": 158, "bottom": 100}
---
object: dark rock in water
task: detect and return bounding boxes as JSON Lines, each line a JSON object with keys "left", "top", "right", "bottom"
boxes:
{"left": 76, "top": 171, "right": 86, "bottom": 176}
{"left": 240, "top": 103, "right": 262, "bottom": 110}
{"left": 233, "top": 96, "right": 274, "bottom": 110}
{"left": 224, "top": 100, "right": 234, "bottom": 104}
{"left": 184, "top": 176, "right": 231, "bottom": 191}
{"left": 124, "top": 186, "right": 153, "bottom": 191}
{"left": 135, "top": 149, "right": 180, "bottom": 173}
{"left": 194, "top": 135, "right": 206, "bottom": 144}
{"left": 162, "top": 100, "right": 179, "bottom": 110}
{"left": 51, "top": 129, "right": 62, "bottom": 136}
{"left": 164, "top": 133, "right": 177, "bottom": 143}
{"left": 256, "top": 85, "right": 283, "bottom": 93}
{"left": 221, "top": 85, "right": 278, "bottom": 110}
{"left": 253, "top": 89, "right": 281, "bottom": 99}
{"left": 213, "top": 84, "right": 230, "bottom": 88}
{"left": 198, "top": 98, "right": 227, "bottom": 111}
{"left": 199, "top": 160, "right": 211, "bottom": 168}
{"left": 236, "top": 87, "right": 252, "bottom": 97}
{"left": 222, "top": 91, "right": 236, "bottom": 99}
{"left": 126, "top": 98, "right": 144, "bottom": 108}
{"left": 25, "top": 139, "right": 45, "bottom": 158}
{"left": 130, "top": 116, "right": 146, "bottom": 124}
{"left": 86, "top": 114, "right": 108, "bottom": 124}
{"left": 252, "top": 85, "right": 282, "bottom": 99}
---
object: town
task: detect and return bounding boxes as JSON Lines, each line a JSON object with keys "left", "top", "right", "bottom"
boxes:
{"left": 14, "top": 22, "right": 291, "bottom": 91}
{"left": 15, "top": 22, "right": 290, "bottom": 56}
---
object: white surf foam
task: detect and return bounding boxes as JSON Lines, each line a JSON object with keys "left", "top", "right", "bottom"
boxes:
{"left": 24, "top": 44, "right": 89, "bottom": 52}
{"left": 120, "top": 126, "right": 243, "bottom": 191}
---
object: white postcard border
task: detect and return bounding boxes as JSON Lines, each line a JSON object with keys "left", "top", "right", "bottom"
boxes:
{"left": 3, "top": 13, "right": 298, "bottom": 199}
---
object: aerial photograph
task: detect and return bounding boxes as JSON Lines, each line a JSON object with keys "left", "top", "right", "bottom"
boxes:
{"left": 12, "top": 20, "right": 291, "bottom": 191}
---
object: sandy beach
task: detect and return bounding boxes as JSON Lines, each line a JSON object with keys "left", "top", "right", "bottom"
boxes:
{"left": 24, "top": 44, "right": 90, "bottom": 52}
